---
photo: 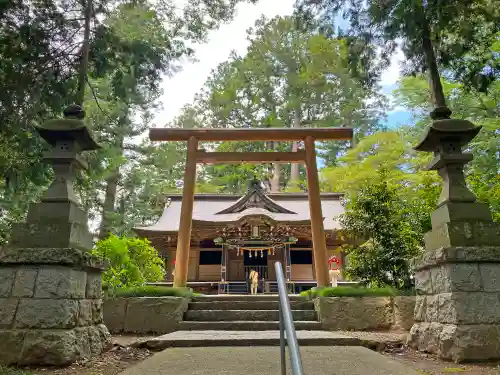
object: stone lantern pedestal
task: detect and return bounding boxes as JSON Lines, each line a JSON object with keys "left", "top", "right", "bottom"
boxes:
{"left": 0, "top": 106, "right": 110, "bottom": 366}
{"left": 407, "top": 117, "right": 500, "bottom": 362}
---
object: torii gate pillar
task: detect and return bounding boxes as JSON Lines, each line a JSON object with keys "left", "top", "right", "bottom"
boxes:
{"left": 149, "top": 128, "right": 353, "bottom": 289}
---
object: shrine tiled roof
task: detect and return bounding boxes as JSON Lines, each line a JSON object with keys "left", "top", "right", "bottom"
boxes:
{"left": 133, "top": 188, "right": 345, "bottom": 234}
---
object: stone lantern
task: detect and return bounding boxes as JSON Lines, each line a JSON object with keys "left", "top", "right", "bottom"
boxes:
{"left": 8, "top": 104, "right": 100, "bottom": 250}
{"left": 408, "top": 116, "right": 500, "bottom": 362}
{"left": 0, "top": 105, "right": 110, "bottom": 366}
{"left": 414, "top": 117, "right": 492, "bottom": 228}
{"left": 36, "top": 104, "right": 100, "bottom": 205}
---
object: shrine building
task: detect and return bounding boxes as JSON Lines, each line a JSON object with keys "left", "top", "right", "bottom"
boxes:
{"left": 134, "top": 180, "right": 349, "bottom": 294}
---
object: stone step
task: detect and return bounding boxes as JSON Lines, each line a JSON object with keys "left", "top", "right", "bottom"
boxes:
{"left": 184, "top": 309, "right": 318, "bottom": 322}
{"left": 178, "top": 320, "right": 323, "bottom": 331}
{"left": 191, "top": 295, "right": 306, "bottom": 302}
{"left": 188, "top": 300, "right": 315, "bottom": 311}
{"left": 131, "top": 330, "right": 361, "bottom": 351}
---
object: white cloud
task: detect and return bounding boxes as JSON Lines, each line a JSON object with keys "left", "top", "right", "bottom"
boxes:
{"left": 152, "top": 0, "right": 295, "bottom": 127}
{"left": 387, "top": 105, "right": 407, "bottom": 114}
{"left": 379, "top": 47, "right": 405, "bottom": 87}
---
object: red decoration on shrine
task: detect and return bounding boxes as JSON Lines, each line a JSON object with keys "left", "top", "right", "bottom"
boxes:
{"left": 172, "top": 260, "right": 176, "bottom": 265}
{"left": 328, "top": 255, "right": 340, "bottom": 270}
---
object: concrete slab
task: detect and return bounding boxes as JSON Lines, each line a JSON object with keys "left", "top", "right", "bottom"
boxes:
{"left": 132, "top": 330, "right": 359, "bottom": 350}
{"left": 119, "top": 346, "right": 422, "bottom": 375}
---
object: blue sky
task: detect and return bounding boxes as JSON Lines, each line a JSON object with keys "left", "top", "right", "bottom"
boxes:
{"left": 152, "top": 0, "right": 412, "bottom": 130}
{"left": 380, "top": 83, "right": 413, "bottom": 129}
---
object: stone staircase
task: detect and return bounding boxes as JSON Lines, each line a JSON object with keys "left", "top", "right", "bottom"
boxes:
{"left": 179, "top": 294, "right": 322, "bottom": 330}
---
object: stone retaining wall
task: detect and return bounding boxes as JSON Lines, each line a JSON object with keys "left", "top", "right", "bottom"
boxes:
{"left": 0, "top": 262, "right": 109, "bottom": 365}
{"left": 104, "top": 297, "right": 189, "bottom": 334}
{"left": 314, "top": 296, "right": 415, "bottom": 331}
{"left": 393, "top": 296, "right": 416, "bottom": 330}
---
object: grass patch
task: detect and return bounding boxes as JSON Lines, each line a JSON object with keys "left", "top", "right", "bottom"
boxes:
{"left": 0, "top": 366, "right": 34, "bottom": 375}
{"left": 300, "top": 286, "right": 411, "bottom": 298}
{"left": 441, "top": 368, "right": 466, "bottom": 373}
{"left": 109, "top": 285, "right": 193, "bottom": 298}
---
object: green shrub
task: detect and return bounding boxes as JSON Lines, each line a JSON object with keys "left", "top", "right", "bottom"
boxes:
{"left": 300, "top": 286, "right": 412, "bottom": 299}
{"left": 339, "top": 177, "right": 430, "bottom": 290}
{"left": 110, "top": 285, "right": 193, "bottom": 298}
{"left": 92, "top": 235, "right": 165, "bottom": 291}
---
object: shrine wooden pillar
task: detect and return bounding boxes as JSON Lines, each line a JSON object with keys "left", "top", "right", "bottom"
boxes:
{"left": 304, "top": 136, "right": 330, "bottom": 287}
{"left": 173, "top": 136, "right": 198, "bottom": 288}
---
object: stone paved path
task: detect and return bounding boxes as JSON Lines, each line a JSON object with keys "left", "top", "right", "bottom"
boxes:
{"left": 118, "top": 346, "right": 422, "bottom": 375}
{"left": 131, "top": 330, "right": 406, "bottom": 351}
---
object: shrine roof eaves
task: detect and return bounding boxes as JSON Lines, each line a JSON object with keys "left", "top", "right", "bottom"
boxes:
{"left": 165, "top": 192, "right": 344, "bottom": 201}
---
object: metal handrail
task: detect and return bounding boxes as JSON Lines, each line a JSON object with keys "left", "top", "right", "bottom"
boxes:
{"left": 274, "top": 262, "right": 305, "bottom": 375}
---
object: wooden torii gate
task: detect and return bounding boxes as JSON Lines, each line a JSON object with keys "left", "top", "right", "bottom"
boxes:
{"left": 149, "top": 127, "right": 353, "bottom": 288}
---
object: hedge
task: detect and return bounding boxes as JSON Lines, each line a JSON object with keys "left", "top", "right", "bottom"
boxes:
{"left": 300, "top": 286, "right": 415, "bottom": 298}
{"left": 108, "top": 285, "right": 194, "bottom": 298}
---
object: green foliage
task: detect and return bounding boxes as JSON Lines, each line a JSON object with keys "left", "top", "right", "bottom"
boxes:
{"left": 297, "top": 0, "right": 500, "bottom": 91}
{"left": 183, "top": 15, "right": 384, "bottom": 192}
{"left": 0, "top": 0, "right": 257, "bottom": 243}
{"left": 393, "top": 74, "right": 500, "bottom": 221}
{"left": 300, "top": 286, "right": 411, "bottom": 299}
{"left": 340, "top": 178, "right": 426, "bottom": 289}
{"left": 110, "top": 285, "right": 193, "bottom": 298}
{"left": 92, "top": 235, "right": 165, "bottom": 291}
{"left": 322, "top": 130, "right": 440, "bottom": 233}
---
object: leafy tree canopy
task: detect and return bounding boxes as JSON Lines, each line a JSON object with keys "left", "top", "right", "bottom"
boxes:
{"left": 296, "top": 0, "right": 500, "bottom": 92}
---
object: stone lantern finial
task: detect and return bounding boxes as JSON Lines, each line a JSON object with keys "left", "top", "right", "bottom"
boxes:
{"left": 63, "top": 104, "right": 86, "bottom": 119}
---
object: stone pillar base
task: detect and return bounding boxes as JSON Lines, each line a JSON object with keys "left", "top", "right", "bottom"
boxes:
{"left": 409, "top": 244, "right": 500, "bottom": 362}
{"left": 408, "top": 322, "right": 500, "bottom": 362}
{"left": 0, "top": 248, "right": 111, "bottom": 366}
{"left": 0, "top": 324, "right": 110, "bottom": 366}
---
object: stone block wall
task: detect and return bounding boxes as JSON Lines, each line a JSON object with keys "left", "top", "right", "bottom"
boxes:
{"left": 0, "top": 264, "right": 110, "bottom": 366}
{"left": 393, "top": 296, "right": 416, "bottom": 330}
{"left": 409, "top": 246, "right": 500, "bottom": 362}
{"left": 103, "top": 297, "right": 190, "bottom": 334}
{"left": 314, "top": 296, "right": 415, "bottom": 331}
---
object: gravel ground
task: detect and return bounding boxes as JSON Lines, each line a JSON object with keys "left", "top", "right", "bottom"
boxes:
{"left": 382, "top": 346, "right": 500, "bottom": 375}
{"left": 0, "top": 336, "right": 155, "bottom": 375}
{"left": 340, "top": 331, "right": 500, "bottom": 375}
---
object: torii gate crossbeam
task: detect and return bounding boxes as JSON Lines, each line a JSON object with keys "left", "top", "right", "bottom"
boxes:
{"left": 149, "top": 127, "right": 353, "bottom": 288}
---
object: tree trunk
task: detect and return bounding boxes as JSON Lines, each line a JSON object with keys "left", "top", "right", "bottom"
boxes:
{"left": 271, "top": 163, "right": 281, "bottom": 192}
{"left": 76, "top": 0, "right": 92, "bottom": 105}
{"left": 98, "top": 134, "right": 124, "bottom": 240}
{"left": 420, "top": 10, "right": 448, "bottom": 111}
{"left": 117, "top": 196, "right": 126, "bottom": 236}
{"left": 270, "top": 142, "right": 281, "bottom": 192}
{"left": 290, "top": 108, "right": 301, "bottom": 183}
